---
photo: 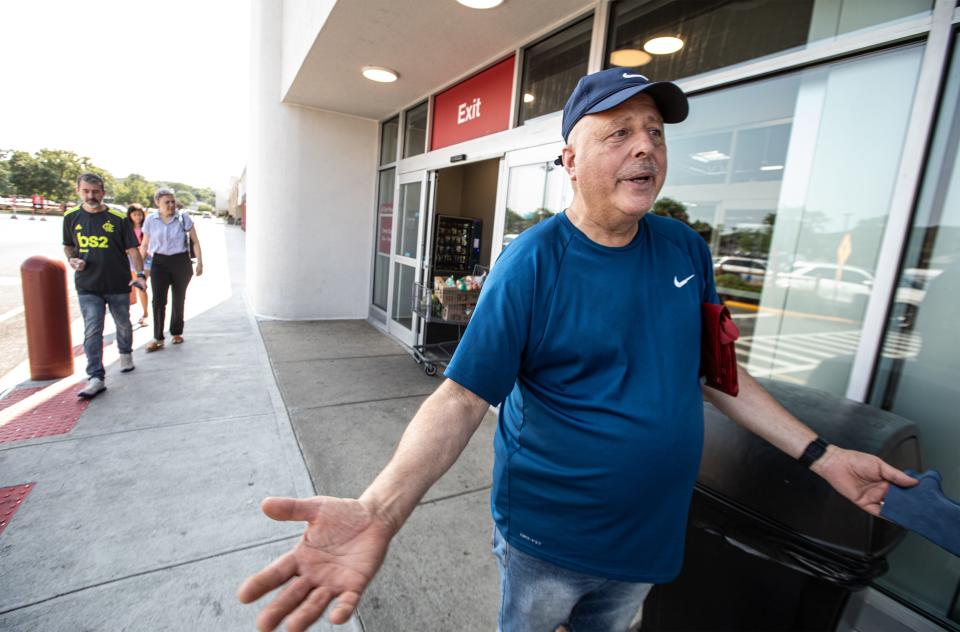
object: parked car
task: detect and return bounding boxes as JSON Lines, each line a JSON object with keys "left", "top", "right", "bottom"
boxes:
{"left": 774, "top": 262, "right": 873, "bottom": 306}
{"left": 713, "top": 256, "right": 767, "bottom": 280}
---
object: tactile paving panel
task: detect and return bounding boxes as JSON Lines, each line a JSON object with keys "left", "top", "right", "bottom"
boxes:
{"left": 0, "top": 483, "right": 34, "bottom": 536}
{"left": 0, "top": 383, "right": 89, "bottom": 444}
{"left": 0, "top": 386, "right": 43, "bottom": 412}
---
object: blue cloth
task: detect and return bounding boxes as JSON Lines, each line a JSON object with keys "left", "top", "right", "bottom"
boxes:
{"left": 492, "top": 527, "right": 652, "bottom": 632}
{"left": 881, "top": 469, "right": 960, "bottom": 557}
{"left": 445, "top": 211, "right": 718, "bottom": 582}
{"left": 78, "top": 293, "right": 133, "bottom": 379}
{"left": 142, "top": 212, "right": 193, "bottom": 256}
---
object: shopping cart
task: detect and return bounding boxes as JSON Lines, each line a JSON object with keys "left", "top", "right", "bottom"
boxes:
{"left": 410, "top": 268, "right": 486, "bottom": 376}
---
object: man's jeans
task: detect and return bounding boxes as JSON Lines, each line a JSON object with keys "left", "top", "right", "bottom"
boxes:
{"left": 492, "top": 528, "right": 652, "bottom": 632}
{"left": 78, "top": 293, "right": 133, "bottom": 380}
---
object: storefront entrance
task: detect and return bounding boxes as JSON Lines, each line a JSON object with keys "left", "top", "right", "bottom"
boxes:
{"left": 386, "top": 170, "right": 430, "bottom": 347}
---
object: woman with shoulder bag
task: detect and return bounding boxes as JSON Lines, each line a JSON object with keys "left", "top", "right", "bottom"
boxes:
{"left": 139, "top": 188, "right": 203, "bottom": 352}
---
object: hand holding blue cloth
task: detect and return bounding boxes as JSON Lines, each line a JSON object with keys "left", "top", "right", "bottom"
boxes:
{"left": 881, "top": 469, "right": 960, "bottom": 557}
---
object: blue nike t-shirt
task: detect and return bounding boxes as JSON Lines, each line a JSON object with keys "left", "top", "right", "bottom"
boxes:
{"left": 445, "top": 210, "right": 719, "bottom": 582}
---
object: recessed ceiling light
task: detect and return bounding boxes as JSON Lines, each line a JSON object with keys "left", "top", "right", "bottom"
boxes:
{"left": 644, "top": 36, "right": 684, "bottom": 55}
{"left": 690, "top": 150, "right": 729, "bottom": 163}
{"left": 457, "top": 0, "right": 503, "bottom": 8}
{"left": 609, "top": 49, "right": 652, "bottom": 67}
{"left": 362, "top": 66, "right": 399, "bottom": 83}
{"left": 523, "top": 93, "right": 535, "bottom": 103}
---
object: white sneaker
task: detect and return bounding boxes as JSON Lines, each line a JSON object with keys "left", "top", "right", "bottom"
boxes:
{"left": 119, "top": 353, "right": 135, "bottom": 373}
{"left": 78, "top": 377, "right": 106, "bottom": 399}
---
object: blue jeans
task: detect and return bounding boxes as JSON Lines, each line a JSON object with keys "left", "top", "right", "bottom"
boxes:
{"left": 492, "top": 528, "right": 651, "bottom": 632}
{"left": 78, "top": 293, "right": 133, "bottom": 379}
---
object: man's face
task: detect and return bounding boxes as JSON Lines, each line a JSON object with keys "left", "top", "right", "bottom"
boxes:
{"left": 564, "top": 93, "right": 667, "bottom": 222}
{"left": 76, "top": 181, "right": 105, "bottom": 209}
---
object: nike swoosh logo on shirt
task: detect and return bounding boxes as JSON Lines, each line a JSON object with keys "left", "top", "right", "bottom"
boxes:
{"left": 674, "top": 274, "right": 695, "bottom": 288}
{"left": 622, "top": 73, "right": 648, "bottom": 80}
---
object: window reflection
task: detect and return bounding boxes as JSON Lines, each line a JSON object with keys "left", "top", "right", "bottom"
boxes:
{"left": 372, "top": 168, "right": 394, "bottom": 310}
{"left": 606, "top": 0, "right": 931, "bottom": 81}
{"left": 380, "top": 116, "right": 399, "bottom": 165}
{"left": 396, "top": 182, "right": 421, "bottom": 258}
{"left": 503, "top": 161, "right": 573, "bottom": 247}
{"left": 403, "top": 102, "right": 428, "bottom": 159}
{"left": 870, "top": 34, "right": 960, "bottom": 626}
{"left": 518, "top": 17, "right": 592, "bottom": 124}
{"left": 658, "top": 45, "right": 924, "bottom": 395}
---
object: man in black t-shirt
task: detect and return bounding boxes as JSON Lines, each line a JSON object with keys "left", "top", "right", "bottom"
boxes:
{"left": 62, "top": 173, "right": 147, "bottom": 398}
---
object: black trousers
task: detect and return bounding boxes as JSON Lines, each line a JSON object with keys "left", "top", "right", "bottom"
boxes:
{"left": 151, "top": 252, "right": 193, "bottom": 341}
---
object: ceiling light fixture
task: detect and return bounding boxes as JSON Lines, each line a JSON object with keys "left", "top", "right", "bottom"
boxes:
{"left": 609, "top": 49, "right": 652, "bottom": 67}
{"left": 523, "top": 93, "right": 535, "bottom": 103}
{"left": 362, "top": 66, "right": 399, "bottom": 83}
{"left": 644, "top": 36, "right": 684, "bottom": 55}
{"left": 456, "top": 0, "right": 503, "bottom": 8}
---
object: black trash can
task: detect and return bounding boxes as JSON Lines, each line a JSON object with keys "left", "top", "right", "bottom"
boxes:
{"left": 640, "top": 378, "right": 922, "bottom": 631}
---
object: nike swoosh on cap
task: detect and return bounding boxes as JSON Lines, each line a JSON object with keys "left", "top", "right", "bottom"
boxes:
{"left": 622, "top": 73, "right": 648, "bottom": 80}
{"left": 674, "top": 274, "right": 695, "bottom": 288}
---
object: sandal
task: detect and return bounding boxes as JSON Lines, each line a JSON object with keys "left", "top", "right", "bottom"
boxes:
{"left": 146, "top": 340, "right": 165, "bottom": 352}
{"left": 172, "top": 336, "right": 184, "bottom": 345}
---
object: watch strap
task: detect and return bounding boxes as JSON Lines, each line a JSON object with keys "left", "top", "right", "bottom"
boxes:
{"left": 799, "top": 437, "right": 829, "bottom": 468}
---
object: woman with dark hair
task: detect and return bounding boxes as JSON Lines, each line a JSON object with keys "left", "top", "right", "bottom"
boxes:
{"left": 140, "top": 188, "right": 203, "bottom": 351}
{"left": 126, "top": 203, "right": 149, "bottom": 326}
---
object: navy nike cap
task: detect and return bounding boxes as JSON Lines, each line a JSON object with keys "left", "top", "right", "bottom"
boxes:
{"left": 561, "top": 68, "right": 689, "bottom": 143}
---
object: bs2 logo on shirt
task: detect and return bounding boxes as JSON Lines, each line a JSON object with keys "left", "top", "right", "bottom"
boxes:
{"left": 77, "top": 234, "right": 110, "bottom": 249}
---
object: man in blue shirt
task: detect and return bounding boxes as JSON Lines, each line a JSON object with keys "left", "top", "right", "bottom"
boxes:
{"left": 238, "top": 70, "right": 916, "bottom": 632}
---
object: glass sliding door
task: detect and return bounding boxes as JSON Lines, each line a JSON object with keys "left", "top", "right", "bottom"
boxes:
{"left": 387, "top": 171, "right": 428, "bottom": 346}
{"left": 657, "top": 44, "right": 925, "bottom": 396}
{"left": 496, "top": 143, "right": 573, "bottom": 264}
{"left": 869, "top": 32, "right": 960, "bottom": 631}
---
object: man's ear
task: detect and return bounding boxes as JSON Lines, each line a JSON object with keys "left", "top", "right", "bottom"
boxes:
{"left": 561, "top": 145, "right": 576, "bottom": 181}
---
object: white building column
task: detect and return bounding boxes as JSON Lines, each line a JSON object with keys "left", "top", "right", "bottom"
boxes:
{"left": 247, "top": 0, "right": 378, "bottom": 320}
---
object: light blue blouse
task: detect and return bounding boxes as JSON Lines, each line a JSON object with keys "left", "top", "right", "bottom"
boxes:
{"left": 143, "top": 212, "right": 194, "bottom": 256}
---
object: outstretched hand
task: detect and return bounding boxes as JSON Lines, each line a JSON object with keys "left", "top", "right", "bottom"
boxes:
{"left": 237, "top": 496, "right": 395, "bottom": 631}
{"left": 812, "top": 446, "right": 918, "bottom": 516}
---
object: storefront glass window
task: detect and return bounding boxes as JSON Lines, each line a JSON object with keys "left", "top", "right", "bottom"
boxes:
{"left": 380, "top": 116, "right": 399, "bottom": 165}
{"left": 657, "top": 44, "right": 924, "bottom": 396}
{"left": 395, "top": 181, "right": 420, "bottom": 259}
{"left": 606, "top": 0, "right": 932, "bottom": 81}
{"left": 503, "top": 160, "right": 573, "bottom": 248}
{"left": 518, "top": 16, "right": 592, "bottom": 125}
{"left": 870, "top": 34, "right": 960, "bottom": 630}
{"left": 403, "top": 102, "right": 428, "bottom": 158}
{"left": 372, "top": 168, "right": 395, "bottom": 310}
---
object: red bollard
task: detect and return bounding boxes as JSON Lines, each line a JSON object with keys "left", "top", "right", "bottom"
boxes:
{"left": 20, "top": 256, "right": 74, "bottom": 380}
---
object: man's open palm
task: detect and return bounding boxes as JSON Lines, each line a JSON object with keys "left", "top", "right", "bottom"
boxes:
{"left": 237, "top": 496, "right": 394, "bottom": 631}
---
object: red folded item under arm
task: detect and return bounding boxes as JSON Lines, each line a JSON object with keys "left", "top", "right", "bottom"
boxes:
{"left": 701, "top": 302, "right": 740, "bottom": 396}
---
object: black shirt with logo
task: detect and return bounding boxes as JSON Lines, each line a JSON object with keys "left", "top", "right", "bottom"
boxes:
{"left": 61, "top": 206, "right": 138, "bottom": 295}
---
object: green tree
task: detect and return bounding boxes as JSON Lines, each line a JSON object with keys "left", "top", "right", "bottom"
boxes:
{"left": 197, "top": 203, "right": 214, "bottom": 214}
{"left": 113, "top": 174, "right": 155, "bottom": 207}
{"left": 176, "top": 190, "right": 197, "bottom": 208}
{"left": 652, "top": 197, "right": 689, "bottom": 224}
{"left": 196, "top": 187, "right": 216, "bottom": 206}
{"left": 7, "top": 148, "right": 113, "bottom": 203}
{"left": 0, "top": 151, "right": 13, "bottom": 195}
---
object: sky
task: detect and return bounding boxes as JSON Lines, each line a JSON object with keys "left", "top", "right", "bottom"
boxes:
{"left": 0, "top": 0, "right": 250, "bottom": 193}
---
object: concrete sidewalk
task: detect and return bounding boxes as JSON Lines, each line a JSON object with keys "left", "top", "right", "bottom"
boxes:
{"left": 0, "top": 225, "right": 350, "bottom": 630}
{"left": 0, "top": 224, "right": 501, "bottom": 631}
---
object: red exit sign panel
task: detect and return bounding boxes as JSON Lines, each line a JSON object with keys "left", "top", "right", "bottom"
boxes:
{"left": 431, "top": 56, "right": 515, "bottom": 151}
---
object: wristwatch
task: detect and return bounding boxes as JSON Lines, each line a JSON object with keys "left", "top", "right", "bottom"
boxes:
{"left": 799, "top": 437, "right": 829, "bottom": 468}
{"left": 136, "top": 271, "right": 146, "bottom": 278}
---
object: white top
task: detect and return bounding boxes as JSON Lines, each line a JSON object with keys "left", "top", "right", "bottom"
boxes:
{"left": 142, "top": 212, "right": 194, "bottom": 256}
